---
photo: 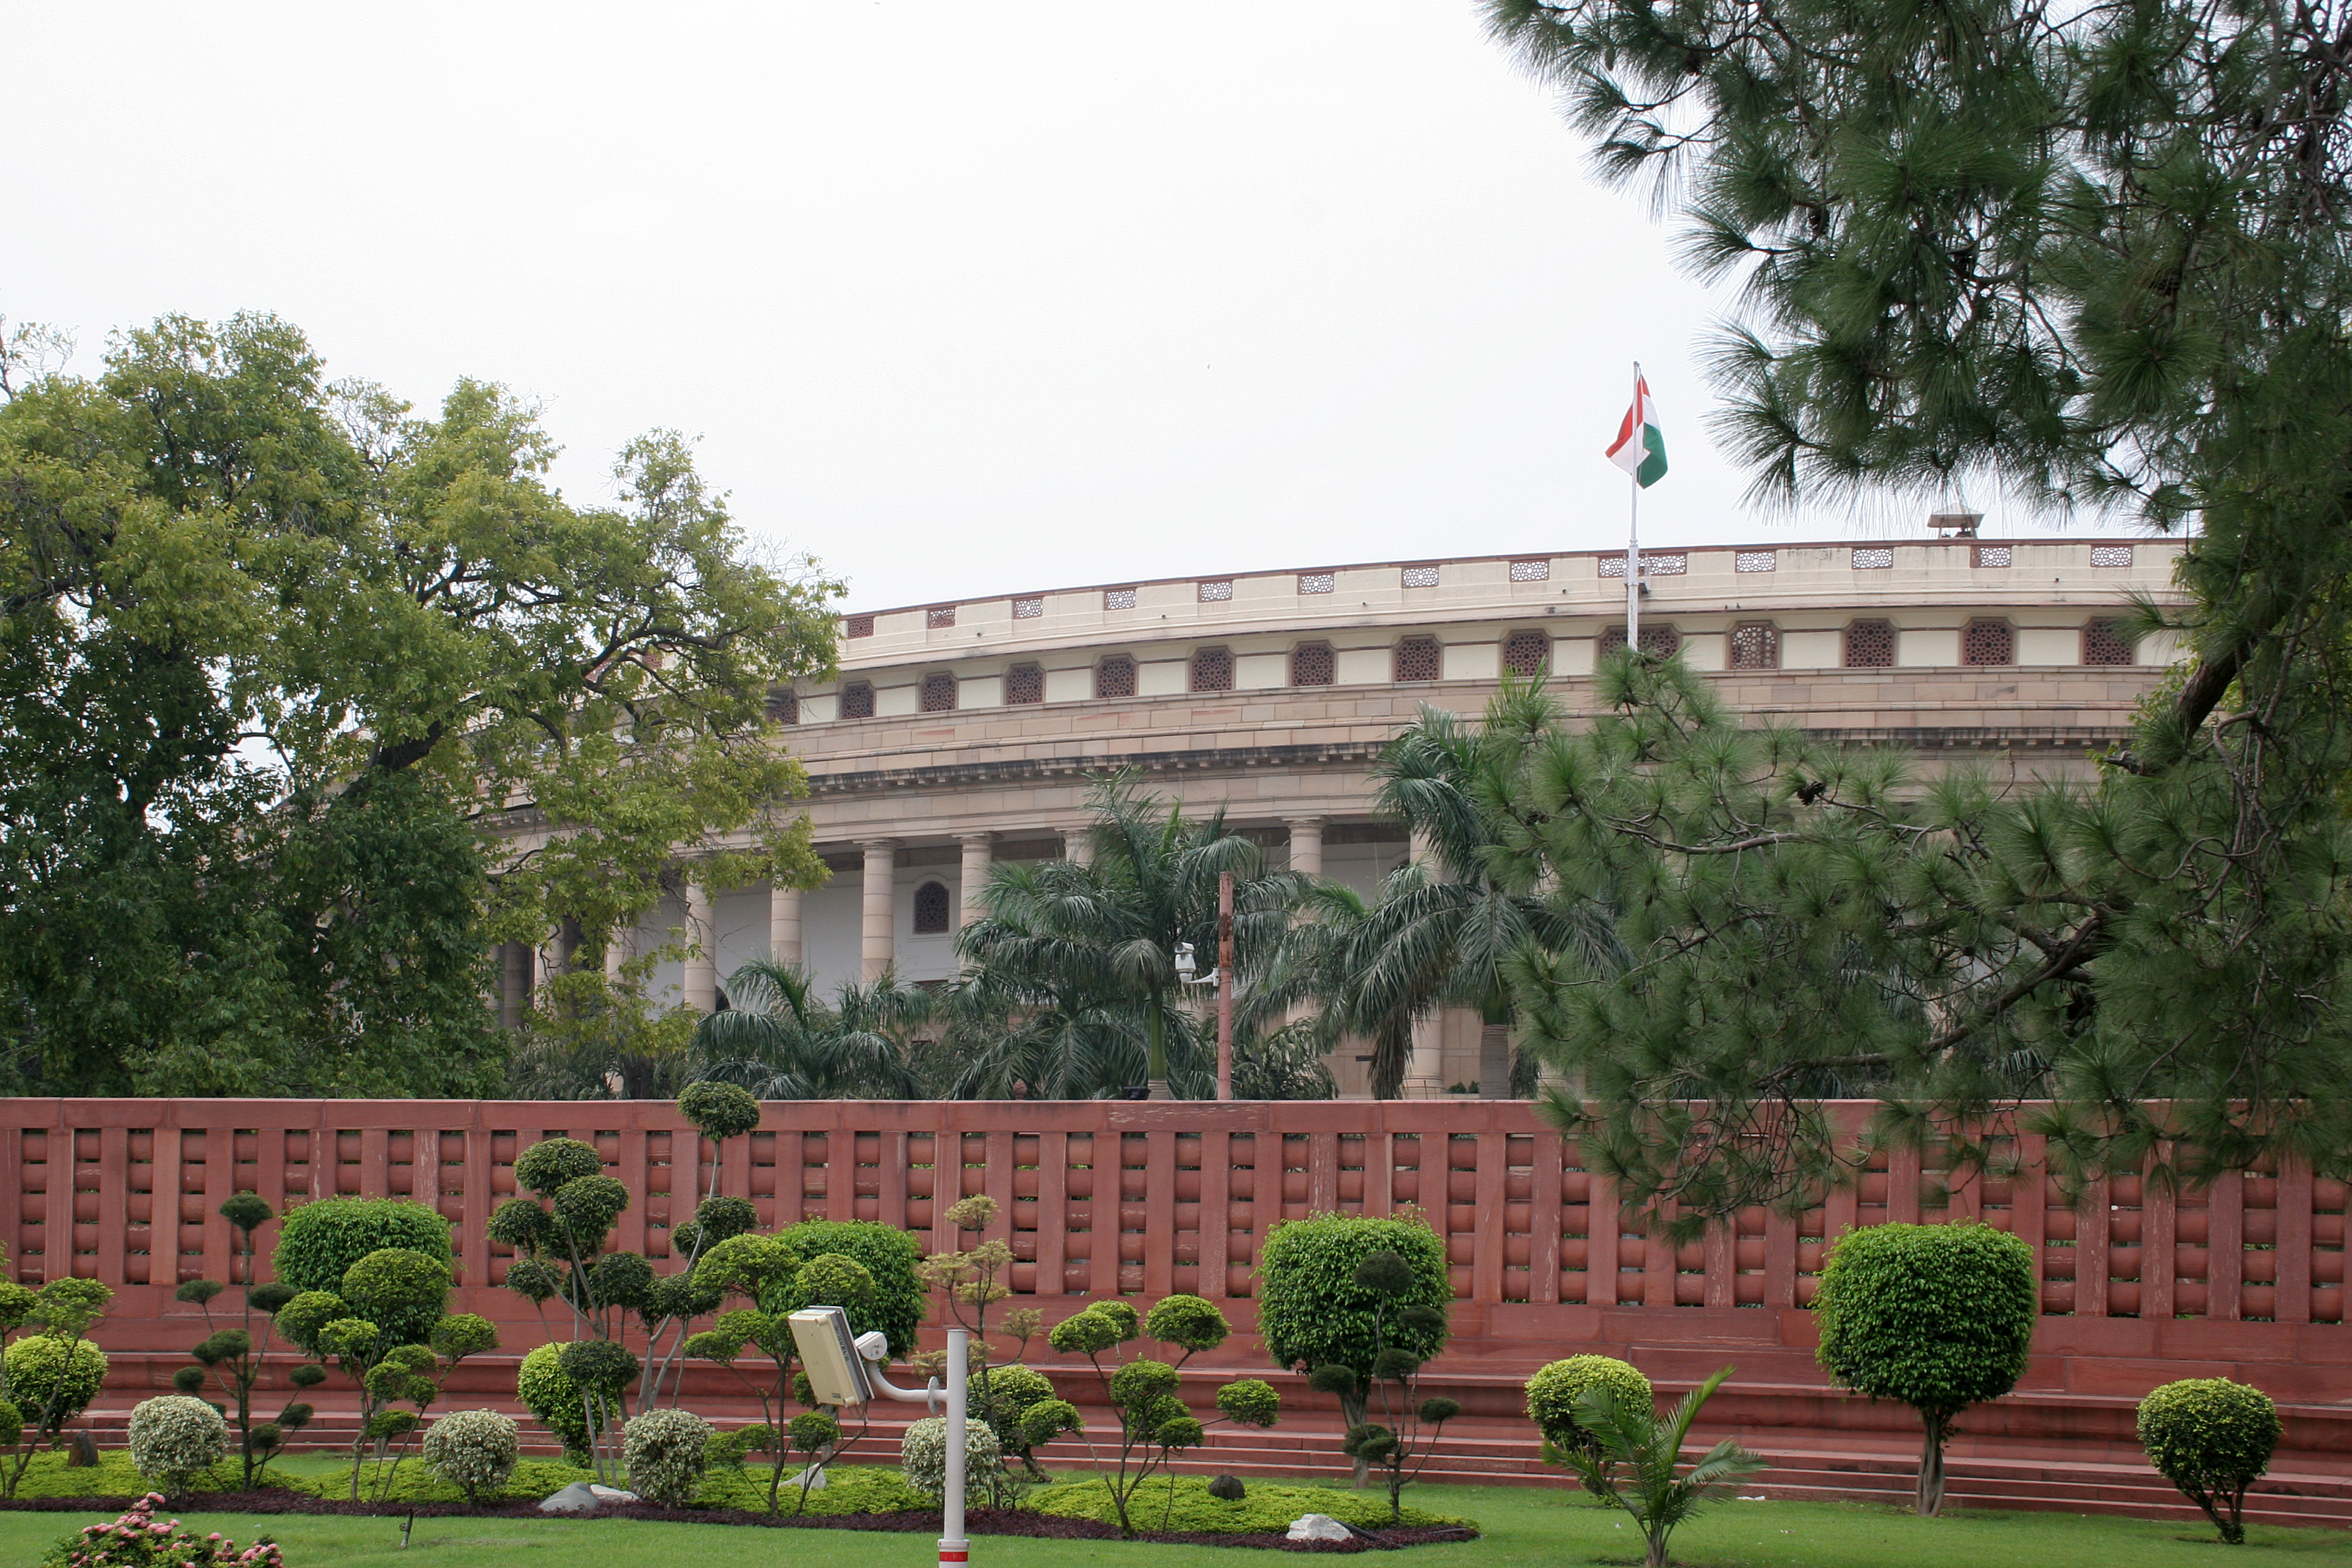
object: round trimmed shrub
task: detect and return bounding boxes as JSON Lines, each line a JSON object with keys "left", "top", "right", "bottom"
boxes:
{"left": 1815, "top": 1220, "right": 2036, "bottom": 1516}
{"left": 1144, "top": 1293, "right": 1231, "bottom": 1355}
{"left": 1257, "top": 1213, "right": 1449, "bottom": 1439}
{"left": 2138, "top": 1378, "right": 2281, "bottom": 1544}
{"left": 770, "top": 1220, "right": 925, "bottom": 1354}
{"left": 5, "top": 1336, "right": 106, "bottom": 1427}
{"left": 513, "top": 1138, "right": 603, "bottom": 1198}
{"left": 679, "top": 1081, "right": 761, "bottom": 1143}
{"left": 623, "top": 1408, "right": 715, "bottom": 1505}
{"left": 272, "top": 1198, "right": 451, "bottom": 1302}
{"left": 339, "top": 1247, "right": 452, "bottom": 1348}
{"left": 127, "top": 1395, "right": 228, "bottom": 1494}
{"left": 900, "top": 1414, "right": 1002, "bottom": 1499}
{"left": 1526, "top": 1355, "right": 1652, "bottom": 1454}
{"left": 517, "top": 1342, "right": 596, "bottom": 1459}
{"left": 968, "top": 1365, "right": 1056, "bottom": 1460}
{"left": 422, "top": 1408, "right": 520, "bottom": 1501}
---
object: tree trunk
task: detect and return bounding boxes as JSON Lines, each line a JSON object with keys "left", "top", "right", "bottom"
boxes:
{"left": 1916, "top": 1410, "right": 1949, "bottom": 1516}
{"left": 1341, "top": 1389, "right": 1370, "bottom": 1487}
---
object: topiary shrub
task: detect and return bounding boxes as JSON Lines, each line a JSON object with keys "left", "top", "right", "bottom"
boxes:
{"left": 623, "top": 1408, "right": 715, "bottom": 1506}
{"left": 1258, "top": 1214, "right": 1449, "bottom": 1485}
{"left": 338, "top": 1247, "right": 452, "bottom": 1349}
{"left": 422, "top": 1408, "right": 520, "bottom": 1503}
{"left": 900, "top": 1414, "right": 1003, "bottom": 1499}
{"left": 771, "top": 1220, "right": 925, "bottom": 1354}
{"left": 970, "top": 1364, "right": 1059, "bottom": 1473}
{"left": 1814, "top": 1220, "right": 2036, "bottom": 1517}
{"left": 6, "top": 1337, "right": 107, "bottom": 1428}
{"left": 2138, "top": 1378, "right": 2282, "bottom": 1545}
{"left": 273, "top": 1198, "right": 451, "bottom": 1303}
{"left": 1527, "top": 1354, "right": 1653, "bottom": 1480}
{"left": 516, "top": 1342, "right": 595, "bottom": 1460}
{"left": 126, "top": 1395, "right": 228, "bottom": 1496}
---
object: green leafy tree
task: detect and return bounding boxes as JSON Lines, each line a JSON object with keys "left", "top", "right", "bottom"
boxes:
{"left": 1255, "top": 1214, "right": 1450, "bottom": 1485}
{"left": 1483, "top": 0, "right": 2352, "bottom": 1184}
{"left": 0, "top": 311, "right": 839, "bottom": 1095}
{"left": 953, "top": 774, "right": 1309, "bottom": 1098}
{"left": 1300, "top": 1250, "right": 1459, "bottom": 1522}
{"left": 174, "top": 1193, "right": 296, "bottom": 1485}
{"left": 2138, "top": 1378, "right": 2282, "bottom": 1545}
{"left": 1554, "top": 1367, "right": 1766, "bottom": 1568}
{"left": 1042, "top": 1296, "right": 1280, "bottom": 1537}
{"left": 1526, "top": 1355, "right": 1652, "bottom": 1495}
{"left": 1814, "top": 1222, "right": 2037, "bottom": 1515}
{"left": 1, "top": 1276, "right": 111, "bottom": 1499}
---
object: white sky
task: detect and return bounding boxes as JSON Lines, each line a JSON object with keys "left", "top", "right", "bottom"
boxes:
{"left": 7, "top": 2, "right": 2128, "bottom": 613}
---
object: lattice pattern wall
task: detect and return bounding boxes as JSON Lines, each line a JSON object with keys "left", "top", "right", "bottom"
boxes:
{"left": 2084, "top": 621, "right": 2136, "bottom": 666}
{"left": 1291, "top": 644, "right": 1334, "bottom": 686}
{"left": 1963, "top": 619, "right": 2015, "bottom": 666}
{"left": 1190, "top": 647, "right": 1234, "bottom": 692}
{"left": 1730, "top": 623, "right": 1780, "bottom": 671}
{"left": 919, "top": 672, "right": 959, "bottom": 712}
{"left": 3, "top": 1103, "right": 2340, "bottom": 1326}
{"left": 1095, "top": 657, "right": 1136, "bottom": 699}
{"left": 1395, "top": 636, "right": 1441, "bottom": 682}
{"left": 1006, "top": 664, "right": 1045, "bottom": 704}
{"left": 1501, "top": 630, "right": 1550, "bottom": 676}
{"left": 1598, "top": 624, "right": 1681, "bottom": 660}
{"left": 1844, "top": 620, "right": 1895, "bottom": 668}
{"left": 840, "top": 682, "right": 876, "bottom": 719}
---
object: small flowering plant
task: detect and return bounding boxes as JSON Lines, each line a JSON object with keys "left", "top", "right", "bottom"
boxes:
{"left": 42, "top": 1494, "right": 283, "bottom": 1567}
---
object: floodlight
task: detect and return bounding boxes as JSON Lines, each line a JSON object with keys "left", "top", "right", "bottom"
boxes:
{"left": 788, "top": 1306, "right": 874, "bottom": 1408}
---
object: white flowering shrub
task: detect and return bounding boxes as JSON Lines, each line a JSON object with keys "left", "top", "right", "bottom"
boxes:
{"left": 127, "top": 1395, "right": 228, "bottom": 1494}
{"left": 421, "top": 1408, "right": 520, "bottom": 1502}
{"left": 622, "top": 1408, "right": 714, "bottom": 1506}
{"left": 900, "top": 1414, "right": 1003, "bottom": 1499}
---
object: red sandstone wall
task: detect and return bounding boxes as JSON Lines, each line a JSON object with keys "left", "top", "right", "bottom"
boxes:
{"left": 4, "top": 1097, "right": 2345, "bottom": 1463}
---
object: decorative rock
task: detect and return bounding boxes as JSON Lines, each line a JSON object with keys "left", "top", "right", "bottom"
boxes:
{"left": 1206, "top": 1474, "right": 1245, "bottom": 1501}
{"left": 1286, "top": 1514, "right": 1353, "bottom": 1542}
{"left": 588, "top": 1485, "right": 640, "bottom": 1504}
{"left": 538, "top": 1482, "right": 603, "bottom": 1513}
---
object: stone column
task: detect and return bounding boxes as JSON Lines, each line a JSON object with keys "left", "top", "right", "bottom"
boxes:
{"left": 499, "top": 943, "right": 529, "bottom": 1031}
{"left": 1063, "top": 826, "right": 1094, "bottom": 867}
{"left": 861, "top": 840, "right": 900, "bottom": 980}
{"left": 769, "top": 881, "right": 804, "bottom": 966}
{"left": 1285, "top": 816, "right": 1326, "bottom": 877}
{"left": 1401, "top": 826, "right": 1445, "bottom": 1097}
{"left": 958, "top": 833, "right": 995, "bottom": 927}
{"left": 603, "top": 924, "right": 636, "bottom": 984}
{"left": 682, "top": 881, "right": 718, "bottom": 1015}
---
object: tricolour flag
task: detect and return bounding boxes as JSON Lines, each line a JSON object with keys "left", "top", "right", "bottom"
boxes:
{"left": 1605, "top": 373, "right": 1669, "bottom": 488}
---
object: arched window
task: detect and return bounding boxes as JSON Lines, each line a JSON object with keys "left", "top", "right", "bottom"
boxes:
{"left": 769, "top": 689, "right": 800, "bottom": 725}
{"left": 1190, "top": 646, "right": 1234, "bottom": 692}
{"left": 1394, "top": 636, "right": 1441, "bottom": 682}
{"left": 912, "top": 881, "right": 952, "bottom": 936}
{"left": 1729, "top": 623, "right": 1780, "bottom": 671}
{"left": 1502, "top": 630, "right": 1551, "bottom": 676}
{"left": 1007, "top": 663, "right": 1045, "bottom": 704}
{"left": 2083, "top": 620, "right": 2136, "bottom": 666}
{"left": 840, "top": 680, "right": 876, "bottom": 719}
{"left": 1843, "top": 620, "right": 1895, "bottom": 668}
{"left": 1096, "top": 655, "right": 1137, "bottom": 699}
{"left": 1597, "top": 624, "right": 1680, "bottom": 660}
{"left": 1961, "top": 619, "right": 2015, "bottom": 666}
{"left": 1291, "top": 643, "right": 1335, "bottom": 686}
{"left": 919, "top": 671, "right": 959, "bottom": 712}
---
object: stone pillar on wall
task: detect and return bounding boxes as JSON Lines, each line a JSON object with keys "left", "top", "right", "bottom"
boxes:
{"left": 861, "top": 840, "right": 900, "bottom": 979}
{"left": 682, "top": 880, "right": 718, "bottom": 1015}
{"left": 1063, "top": 825, "right": 1094, "bottom": 867}
{"left": 958, "top": 833, "right": 995, "bottom": 927}
{"left": 1285, "top": 816, "right": 1326, "bottom": 878}
{"left": 1403, "top": 826, "right": 1445, "bottom": 1098}
{"left": 769, "top": 881, "right": 804, "bottom": 966}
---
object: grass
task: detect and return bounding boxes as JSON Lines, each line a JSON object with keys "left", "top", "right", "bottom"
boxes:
{"left": 3, "top": 1464, "right": 2342, "bottom": 1567}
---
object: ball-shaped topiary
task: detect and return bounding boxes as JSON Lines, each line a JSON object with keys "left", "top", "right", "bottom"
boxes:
{"left": 430, "top": 1313, "right": 500, "bottom": 1365}
{"left": 557, "top": 1338, "right": 641, "bottom": 1403}
{"left": 1143, "top": 1294, "right": 1231, "bottom": 1356}
{"left": 127, "top": 1395, "right": 228, "bottom": 1495}
{"left": 623, "top": 1408, "right": 715, "bottom": 1506}
{"left": 968, "top": 1364, "right": 1057, "bottom": 1459}
{"left": 339, "top": 1247, "right": 452, "bottom": 1350}
{"left": 770, "top": 1220, "right": 925, "bottom": 1354}
{"left": 1215, "top": 1378, "right": 1282, "bottom": 1429}
{"left": 679, "top": 1081, "right": 762, "bottom": 1143}
{"left": 792, "top": 1252, "right": 875, "bottom": 1310}
{"left": 1814, "top": 1220, "right": 2036, "bottom": 1517}
{"left": 517, "top": 1342, "right": 597, "bottom": 1459}
{"left": 422, "top": 1408, "right": 519, "bottom": 1502}
{"left": 513, "top": 1138, "right": 604, "bottom": 1198}
{"left": 2137, "top": 1378, "right": 2282, "bottom": 1545}
{"left": 900, "top": 1414, "right": 1003, "bottom": 1499}
{"left": 5, "top": 1336, "right": 106, "bottom": 1429}
{"left": 272, "top": 1198, "right": 451, "bottom": 1302}
{"left": 1526, "top": 1356, "right": 1653, "bottom": 1455}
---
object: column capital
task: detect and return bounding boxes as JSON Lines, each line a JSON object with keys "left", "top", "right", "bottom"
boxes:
{"left": 955, "top": 830, "right": 997, "bottom": 847}
{"left": 1283, "top": 813, "right": 1330, "bottom": 828}
{"left": 859, "top": 837, "right": 903, "bottom": 854}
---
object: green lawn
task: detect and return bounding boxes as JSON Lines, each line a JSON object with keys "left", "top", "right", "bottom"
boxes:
{"left": 3, "top": 1466, "right": 2340, "bottom": 1567}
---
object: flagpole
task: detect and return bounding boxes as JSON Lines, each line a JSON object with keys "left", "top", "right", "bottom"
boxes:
{"left": 1626, "top": 362, "right": 1640, "bottom": 652}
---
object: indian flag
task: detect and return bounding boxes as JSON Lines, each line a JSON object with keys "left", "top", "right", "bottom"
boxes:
{"left": 1606, "top": 373, "right": 1669, "bottom": 488}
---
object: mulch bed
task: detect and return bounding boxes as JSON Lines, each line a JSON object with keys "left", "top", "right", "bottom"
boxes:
{"left": 0, "top": 1490, "right": 1479, "bottom": 1552}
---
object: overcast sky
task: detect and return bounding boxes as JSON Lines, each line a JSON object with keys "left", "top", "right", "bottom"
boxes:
{"left": 7, "top": 3, "right": 2129, "bottom": 612}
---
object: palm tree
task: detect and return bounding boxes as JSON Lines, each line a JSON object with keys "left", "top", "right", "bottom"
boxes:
{"left": 1264, "top": 677, "right": 1621, "bottom": 1098}
{"left": 952, "top": 774, "right": 1309, "bottom": 1099}
{"left": 689, "top": 959, "right": 934, "bottom": 1099}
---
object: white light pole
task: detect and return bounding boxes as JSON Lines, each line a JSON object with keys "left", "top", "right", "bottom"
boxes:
{"left": 789, "top": 1310, "right": 971, "bottom": 1567}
